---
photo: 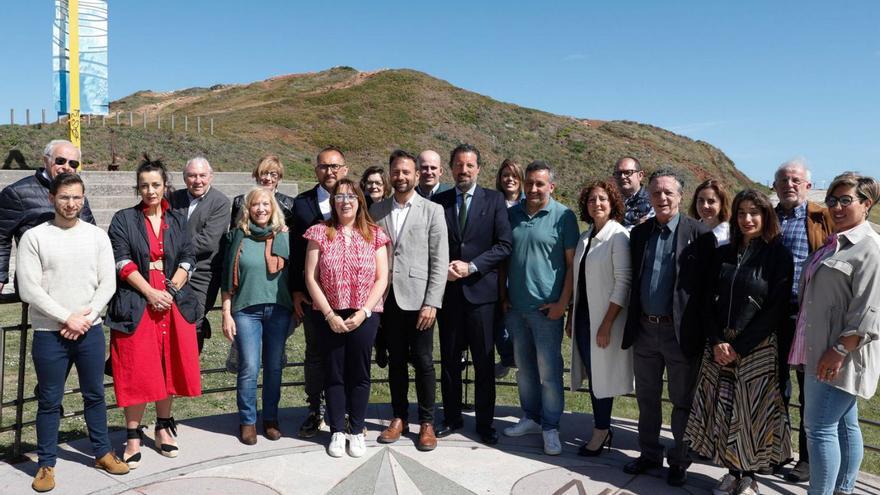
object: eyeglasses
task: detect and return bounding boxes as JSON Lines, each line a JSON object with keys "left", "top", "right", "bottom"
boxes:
{"left": 613, "top": 169, "right": 638, "bottom": 178}
{"left": 259, "top": 171, "right": 280, "bottom": 179}
{"left": 53, "top": 156, "right": 81, "bottom": 168}
{"left": 365, "top": 180, "right": 384, "bottom": 187}
{"left": 54, "top": 195, "right": 84, "bottom": 204}
{"left": 334, "top": 194, "right": 358, "bottom": 203}
{"left": 775, "top": 177, "right": 806, "bottom": 187}
{"left": 317, "top": 163, "right": 344, "bottom": 172}
{"left": 825, "top": 195, "right": 863, "bottom": 208}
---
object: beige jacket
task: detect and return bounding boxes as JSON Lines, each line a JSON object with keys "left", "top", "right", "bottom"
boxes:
{"left": 799, "top": 221, "right": 880, "bottom": 399}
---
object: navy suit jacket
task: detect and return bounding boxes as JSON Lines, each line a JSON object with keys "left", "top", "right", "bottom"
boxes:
{"left": 291, "top": 185, "right": 325, "bottom": 293}
{"left": 622, "top": 214, "right": 716, "bottom": 357}
{"left": 433, "top": 186, "right": 512, "bottom": 305}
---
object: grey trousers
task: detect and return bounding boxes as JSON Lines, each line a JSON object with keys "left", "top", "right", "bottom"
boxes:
{"left": 632, "top": 318, "right": 699, "bottom": 468}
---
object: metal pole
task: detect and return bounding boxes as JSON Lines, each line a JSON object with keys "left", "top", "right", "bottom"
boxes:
{"left": 102, "top": 114, "right": 105, "bottom": 127}
{"left": 197, "top": 116, "right": 201, "bottom": 134}
{"left": 87, "top": 114, "right": 91, "bottom": 126}
{"left": 12, "top": 303, "right": 29, "bottom": 459}
{"left": 210, "top": 118, "right": 214, "bottom": 135}
{"left": 171, "top": 114, "right": 175, "bottom": 131}
{"left": 9, "top": 109, "right": 13, "bottom": 125}
{"left": 116, "top": 112, "right": 119, "bottom": 125}
{"left": 157, "top": 114, "right": 161, "bottom": 130}
{"left": 26, "top": 109, "right": 30, "bottom": 125}
{"left": 42, "top": 109, "right": 46, "bottom": 125}
{"left": 184, "top": 115, "right": 188, "bottom": 132}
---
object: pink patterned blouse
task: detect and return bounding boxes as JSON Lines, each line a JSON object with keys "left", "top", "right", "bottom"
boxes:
{"left": 303, "top": 223, "right": 390, "bottom": 312}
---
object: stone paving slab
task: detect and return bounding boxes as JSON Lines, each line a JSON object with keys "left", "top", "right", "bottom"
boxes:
{"left": 2, "top": 405, "right": 879, "bottom": 494}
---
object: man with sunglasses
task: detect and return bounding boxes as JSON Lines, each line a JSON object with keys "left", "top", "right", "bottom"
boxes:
{"left": 613, "top": 156, "right": 654, "bottom": 230}
{"left": 291, "top": 146, "right": 349, "bottom": 438}
{"left": 770, "top": 157, "right": 832, "bottom": 483}
{"left": 0, "top": 139, "right": 96, "bottom": 299}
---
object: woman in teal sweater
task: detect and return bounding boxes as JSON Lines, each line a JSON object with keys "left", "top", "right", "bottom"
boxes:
{"left": 221, "top": 187, "right": 292, "bottom": 445}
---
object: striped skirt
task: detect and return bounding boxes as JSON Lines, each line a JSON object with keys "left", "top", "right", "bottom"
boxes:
{"left": 685, "top": 333, "right": 791, "bottom": 471}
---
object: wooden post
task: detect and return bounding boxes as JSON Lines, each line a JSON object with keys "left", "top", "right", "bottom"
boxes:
{"left": 25, "top": 109, "right": 30, "bottom": 125}
{"left": 102, "top": 114, "right": 105, "bottom": 127}
{"left": 210, "top": 118, "right": 214, "bottom": 135}
{"left": 87, "top": 114, "right": 91, "bottom": 126}
{"left": 184, "top": 115, "right": 188, "bottom": 132}
{"left": 197, "top": 116, "right": 201, "bottom": 134}
{"left": 143, "top": 111, "right": 147, "bottom": 129}
{"left": 157, "top": 114, "right": 161, "bottom": 130}
{"left": 42, "top": 109, "right": 46, "bottom": 124}
{"left": 171, "top": 114, "right": 175, "bottom": 131}
{"left": 9, "top": 109, "right": 13, "bottom": 125}
{"left": 116, "top": 112, "right": 119, "bottom": 125}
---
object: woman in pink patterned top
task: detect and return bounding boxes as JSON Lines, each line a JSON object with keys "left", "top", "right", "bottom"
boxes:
{"left": 304, "top": 178, "right": 389, "bottom": 459}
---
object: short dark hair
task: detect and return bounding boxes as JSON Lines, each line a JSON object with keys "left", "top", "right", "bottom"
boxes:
{"left": 688, "top": 178, "right": 732, "bottom": 222}
{"left": 578, "top": 179, "right": 624, "bottom": 224}
{"left": 317, "top": 146, "right": 345, "bottom": 163}
{"left": 730, "top": 189, "right": 780, "bottom": 248}
{"left": 359, "top": 165, "right": 391, "bottom": 198}
{"left": 525, "top": 160, "right": 554, "bottom": 182}
{"left": 388, "top": 149, "right": 417, "bottom": 169}
{"left": 615, "top": 156, "right": 641, "bottom": 171}
{"left": 135, "top": 154, "right": 171, "bottom": 196}
{"left": 449, "top": 143, "right": 481, "bottom": 167}
{"left": 49, "top": 172, "right": 84, "bottom": 195}
{"left": 648, "top": 167, "right": 685, "bottom": 193}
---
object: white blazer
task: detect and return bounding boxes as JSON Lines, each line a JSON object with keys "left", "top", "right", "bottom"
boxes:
{"left": 569, "top": 220, "right": 634, "bottom": 399}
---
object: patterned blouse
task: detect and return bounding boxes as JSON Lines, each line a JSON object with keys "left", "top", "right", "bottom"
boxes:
{"left": 303, "top": 223, "right": 390, "bottom": 312}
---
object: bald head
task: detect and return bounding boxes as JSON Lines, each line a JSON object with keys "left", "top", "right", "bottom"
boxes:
{"left": 417, "top": 150, "right": 443, "bottom": 189}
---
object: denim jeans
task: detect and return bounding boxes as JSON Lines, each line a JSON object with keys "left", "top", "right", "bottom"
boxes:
{"left": 32, "top": 326, "right": 110, "bottom": 467}
{"left": 233, "top": 304, "right": 292, "bottom": 425}
{"left": 804, "top": 375, "right": 863, "bottom": 495}
{"left": 505, "top": 308, "right": 564, "bottom": 430}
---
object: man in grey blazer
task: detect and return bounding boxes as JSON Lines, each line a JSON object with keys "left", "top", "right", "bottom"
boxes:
{"left": 170, "top": 157, "right": 231, "bottom": 353}
{"left": 370, "top": 149, "right": 449, "bottom": 451}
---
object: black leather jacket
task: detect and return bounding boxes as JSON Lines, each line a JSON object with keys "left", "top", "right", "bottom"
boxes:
{"left": 0, "top": 168, "right": 96, "bottom": 283}
{"left": 703, "top": 237, "right": 794, "bottom": 357}
{"left": 230, "top": 191, "right": 295, "bottom": 229}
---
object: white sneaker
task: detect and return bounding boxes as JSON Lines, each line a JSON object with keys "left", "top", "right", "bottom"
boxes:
{"left": 503, "top": 417, "right": 542, "bottom": 437}
{"left": 327, "top": 432, "right": 346, "bottom": 458}
{"left": 713, "top": 473, "right": 738, "bottom": 495}
{"left": 542, "top": 429, "right": 562, "bottom": 455}
{"left": 347, "top": 433, "right": 366, "bottom": 458}
{"left": 734, "top": 477, "right": 760, "bottom": 495}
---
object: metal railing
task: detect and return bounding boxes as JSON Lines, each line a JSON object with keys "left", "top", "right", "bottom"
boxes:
{"left": 2, "top": 299, "right": 878, "bottom": 461}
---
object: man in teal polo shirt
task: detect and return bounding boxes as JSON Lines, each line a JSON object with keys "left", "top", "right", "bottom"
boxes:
{"left": 500, "top": 160, "right": 579, "bottom": 456}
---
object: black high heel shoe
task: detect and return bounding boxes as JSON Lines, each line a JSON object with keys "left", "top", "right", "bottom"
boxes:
{"left": 155, "top": 417, "right": 179, "bottom": 458}
{"left": 578, "top": 428, "right": 613, "bottom": 457}
{"left": 123, "top": 425, "right": 146, "bottom": 468}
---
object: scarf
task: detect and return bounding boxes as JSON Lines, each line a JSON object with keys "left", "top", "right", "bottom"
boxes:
{"left": 223, "top": 222, "right": 289, "bottom": 295}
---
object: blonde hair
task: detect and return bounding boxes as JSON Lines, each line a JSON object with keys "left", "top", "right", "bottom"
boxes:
{"left": 252, "top": 154, "right": 284, "bottom": 181}
{"left": 236, "top": 187, "right": 285, "bottom": 235}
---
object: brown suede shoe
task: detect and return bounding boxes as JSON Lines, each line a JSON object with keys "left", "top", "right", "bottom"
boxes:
{"left": 32, "top": 466, "right": 55, "bottom": 492}
{"left": 240, "top": 424, "right": 257, "bottom": 445}
{"left": 378, "top": 418, "right": 409, "bottom": 444}
{"left": 417, "top": 422, "right": 437, "bottom": 451}
{"left": 263, "top": 421, "right": 282, "bottom": 441}
{"left": 95, "top": 452, "right": 130, "bottom": 475}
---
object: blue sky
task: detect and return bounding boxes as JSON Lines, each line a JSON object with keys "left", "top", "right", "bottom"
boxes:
{"left": 2, "top": 1, "right": 878, "bottom": 185}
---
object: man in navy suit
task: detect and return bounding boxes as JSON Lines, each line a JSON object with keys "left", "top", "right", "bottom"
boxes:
{"left": 291, "top": 146, "right": 349, "bottom": 438}
{"left": 433, "top": 144, "right": 512, "bottom": 445}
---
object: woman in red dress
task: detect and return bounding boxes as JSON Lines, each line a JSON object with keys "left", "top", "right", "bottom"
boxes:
{"left": 105, "top": 156, "right": 201, "bottom": 468}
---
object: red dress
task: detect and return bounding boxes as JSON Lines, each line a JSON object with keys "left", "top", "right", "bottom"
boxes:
{"left": 111, "top": 205, "right": 201, "bottom": 407}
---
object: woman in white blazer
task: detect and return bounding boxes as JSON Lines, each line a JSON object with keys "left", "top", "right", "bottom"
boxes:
{"left": 567, "top": 179, "right": 633, "bottom": 456}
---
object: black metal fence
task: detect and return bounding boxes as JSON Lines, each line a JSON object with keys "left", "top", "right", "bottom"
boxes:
{"left": 2, "top": 299, "right": 878, "bottom": 461}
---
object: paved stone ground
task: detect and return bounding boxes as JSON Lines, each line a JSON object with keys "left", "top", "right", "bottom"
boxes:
{"left": 2, "top": 405, "right": 879, "bottom": 494}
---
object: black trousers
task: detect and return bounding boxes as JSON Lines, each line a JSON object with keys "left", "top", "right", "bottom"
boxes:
{"left": 299, "top": 302, "right": 325, "bottom": 413}
{"left": 383, "top": 288, "right": 436, "bottom": 423}
{"left": 316, "top": 309, "right": 379, "bottom": 434}
{"left": 438, "top": 285, "right": 496, "bottom": 432}
{"left": 777, "top": 314, "right": 808, "bottom": 462}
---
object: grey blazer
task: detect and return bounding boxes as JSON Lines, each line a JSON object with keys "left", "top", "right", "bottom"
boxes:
{"left": 170, "top": 187, "right": 231, "bottom": 305}
{"left": 370, "top": 193, "right": 449, "bottom": 311}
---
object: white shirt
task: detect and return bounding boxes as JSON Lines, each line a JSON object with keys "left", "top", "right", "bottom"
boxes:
{"left": 712, "top": 221, "right": 731, "bottom": 246}
{"left": 186, "top": 187, "right": 210, "bottom": 220}
{"left": 317, "top": 185, "right": 332, "bottom": 221}
{"left": 391, "top": 194, "right": 415, "bottom": 239}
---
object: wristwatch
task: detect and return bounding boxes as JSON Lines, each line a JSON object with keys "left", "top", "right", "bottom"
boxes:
{"left": 832, "top": 342, "right": 850, "bottom": 356}
{"left": 361, "top": 307, "right": 373, "bottom": 318}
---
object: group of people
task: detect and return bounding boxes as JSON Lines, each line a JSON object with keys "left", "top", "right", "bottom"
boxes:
{"left": 1, "top": 139, "right": 877, "bottom": 495}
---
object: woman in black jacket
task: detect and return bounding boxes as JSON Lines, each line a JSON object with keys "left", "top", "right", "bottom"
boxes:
{"left": 685, "top": 189, "right": 794, "bottom": 495}
{"left": 229, "top": 154, "right": 295, "bottom": 228}
{"left": 105, "top": 156, "right": 201, "bottom": 468}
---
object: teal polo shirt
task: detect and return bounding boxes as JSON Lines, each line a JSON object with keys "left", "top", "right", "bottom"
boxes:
{"left": 507, "top": 198, "right": 580, "bottom": 310}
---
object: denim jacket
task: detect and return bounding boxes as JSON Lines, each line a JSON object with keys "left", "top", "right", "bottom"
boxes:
{"left": 799, "top": 221, "right": 880, "bottom": 399}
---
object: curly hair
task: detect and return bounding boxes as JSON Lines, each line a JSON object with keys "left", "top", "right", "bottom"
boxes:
{"left": 578, "top": 179, "right": 624, "bottom": 224}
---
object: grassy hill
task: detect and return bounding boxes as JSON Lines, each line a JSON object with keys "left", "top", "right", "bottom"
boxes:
{"left": 1, "top": 66, "right": 755, "bottom": 204}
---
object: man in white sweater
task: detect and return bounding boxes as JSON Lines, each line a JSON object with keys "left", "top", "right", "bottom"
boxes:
{"left": 16, "top": 173, "right": 129, "bottom": 492}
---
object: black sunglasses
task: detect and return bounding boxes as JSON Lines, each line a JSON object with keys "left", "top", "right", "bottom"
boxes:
{"left": 825, "top": 194, "right": 864, "bottom": 208}
{"left": 54, "top": 156, "right": 81, "bottom": 168}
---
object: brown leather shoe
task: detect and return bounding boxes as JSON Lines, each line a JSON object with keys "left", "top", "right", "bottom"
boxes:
{"left": 240, "top": 424, "right": 257, "bottom": 445}
{"left": 417, "top": 422, "right": 437, "bottom": 451}
{"left": 378, "top": 418, "right": 409, "bottom": 444}
{"left": 95, "top": 452, "right": 130, "bottom": 475}
{"left": 263, "top": 421, "right": 282, "bottom": 441}
{"left": 32, "top": 466, "right": 55, "bottom": 492}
